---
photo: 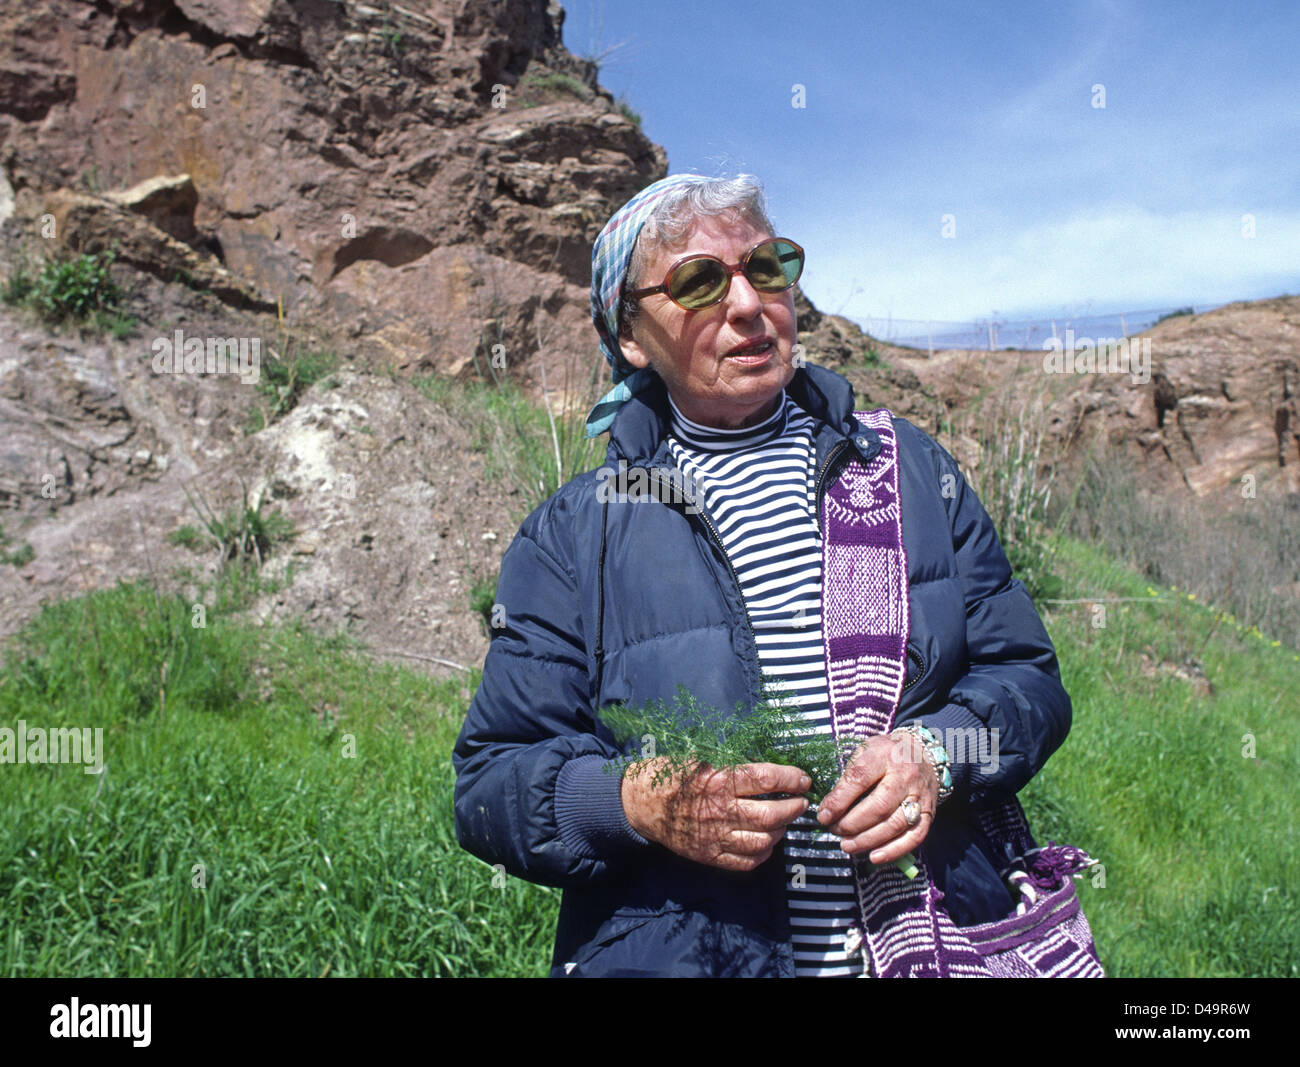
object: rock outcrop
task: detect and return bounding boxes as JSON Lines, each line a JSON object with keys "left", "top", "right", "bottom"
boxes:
{"left": 1, "top": 0, "right": 665, "bottom": 381}
{"left": 881, "top": 297, "right": 1300, "bottom": 500}
{"left": 0, "top": 298, "right": 514, "bottom": 666}
{"left": 0, "top": 0, "right": 666, "bottom": 659}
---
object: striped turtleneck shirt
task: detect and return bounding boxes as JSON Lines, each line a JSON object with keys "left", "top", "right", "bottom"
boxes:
{"left": 666, "top": 391, "right": 860, "bottom": 978}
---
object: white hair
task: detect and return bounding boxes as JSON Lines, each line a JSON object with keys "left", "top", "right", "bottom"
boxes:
{"left": 619, "top": 175, "right": 775, "bottom": 338}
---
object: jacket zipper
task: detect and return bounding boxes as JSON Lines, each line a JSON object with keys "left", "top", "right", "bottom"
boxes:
{"left": 651, "top": 428, "right": 855, "bottom": 652}
{"left": 812, "top": 439, "right": 852, "bottom": 530}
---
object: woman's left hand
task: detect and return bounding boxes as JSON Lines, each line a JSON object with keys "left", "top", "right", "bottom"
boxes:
{"left": 815, "top": 732, "right": 939, "bottom": 865}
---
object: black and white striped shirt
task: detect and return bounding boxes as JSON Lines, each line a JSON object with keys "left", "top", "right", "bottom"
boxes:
{"left": 667, "top": 392, "right": 860, "bottom": 977}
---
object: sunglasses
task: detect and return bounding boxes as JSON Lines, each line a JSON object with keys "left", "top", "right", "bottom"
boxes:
{"left": 624, "top": 237, "right": 805, "bottom": 311}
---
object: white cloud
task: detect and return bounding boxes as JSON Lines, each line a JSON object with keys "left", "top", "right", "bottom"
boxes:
{"left": 806, "top": 205, "right": 1299, "bottom": 323}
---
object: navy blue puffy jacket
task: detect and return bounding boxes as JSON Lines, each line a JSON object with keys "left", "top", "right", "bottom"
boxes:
{"left": 453, "top": 363, "right": 1072, "bottom": 977}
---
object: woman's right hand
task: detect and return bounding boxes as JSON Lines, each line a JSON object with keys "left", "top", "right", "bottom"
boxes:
{"left": 621, "top": 760, "right": 811, "bottom": 871}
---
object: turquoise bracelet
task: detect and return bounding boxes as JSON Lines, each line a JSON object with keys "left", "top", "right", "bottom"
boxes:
{"left": 893, "top": 723, "right": 953, "bottom": 804}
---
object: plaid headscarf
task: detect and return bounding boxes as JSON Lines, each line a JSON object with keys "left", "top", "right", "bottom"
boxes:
{"left": 584, "top": 173, "right": 715, "bottom": 437}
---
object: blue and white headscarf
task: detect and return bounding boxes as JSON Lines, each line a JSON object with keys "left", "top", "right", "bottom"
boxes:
{"left": 584, "top": 173, "right": 715, "bottom": 437}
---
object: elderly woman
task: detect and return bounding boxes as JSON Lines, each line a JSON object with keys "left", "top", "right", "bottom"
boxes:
{"left": 453, "top": 173, "right": 1102, "bottom": 977}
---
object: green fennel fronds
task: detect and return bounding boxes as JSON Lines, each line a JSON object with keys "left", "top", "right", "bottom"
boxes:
{"left": 599, "top": 687, "right": 921, "bottom": 878}
{"left": 599, "top": 687, "right": 852, "bottom": 803}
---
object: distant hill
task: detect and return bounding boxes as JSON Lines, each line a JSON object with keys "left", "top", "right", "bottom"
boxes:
{"left": 829, "top": 295, "right": 1300, "bottom": 502}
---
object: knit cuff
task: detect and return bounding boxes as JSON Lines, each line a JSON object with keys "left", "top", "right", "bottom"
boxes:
{"left": 555, "top": 753, "right": 651, "bottom": 860}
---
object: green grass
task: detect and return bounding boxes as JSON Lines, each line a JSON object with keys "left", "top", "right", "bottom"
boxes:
{"left": 1, "top": 532, "right": 1294, "bottom": 976}
{"left": 0, "top": 580, "right": 559, "bottom": 977}
{"left": 1019, "top": 537, "right": 1299, "bottom": 977}
{"left": 517, "top": 69, "right": 592, "bottom": 105}
{"left": 414, "top": 370, "right": 603, "bottom": 520}
{"left": 165, "top": 525, "right": 204, "bottom": 551}
{"left": 245, "top": 347, "right": 340, "bottom": 433}
{"left": 467, "top": 575, "right": 498, "bottom": 635}
{"left": 1, "top": 522, "right": 35, "bottom": 568}
{"left": 615, "top": 96, "right": 641, "bottom": 126}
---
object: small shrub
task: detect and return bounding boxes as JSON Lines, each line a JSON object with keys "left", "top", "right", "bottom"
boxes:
{"left": 468, "top": 576, "right": 497, "bottom": 635}
{"left": 166, "top": 525, "right": 204, "bottom": 551}
{"left": 246, "top": 345, "right": 340, "bottom": 432}
{"left": 615, "top": 97, "right": 641, "bottom": 126}
{"left": 101, "top": 312, "right": 135, "bottom": 339}
{"left": 1154, "top": 307, "right": 1195, "bottom": 325}
{"left": 0, "top": 523, "right": 35, "bottom": 567}
{"left": 181, "top": 483, "right": 296, "bottom": 569}
{"left": 518, "top": 69, "right": 592, "bottom": 104}
{"left": 2, "top": 261, "right": 36, "bottom": 305}
{"left": 945, "top": 390, "right": 1063, "bottom": 606}
{"left": 418, "top": 361, "right": 604, "bottom": 520}
{"left": 1055, "top": 449, "right": 1300, "bottom": 649}
{"left": 2, "top": 541, "right": 35, "bottom": 568}
{"left": 31, "top": 251, "right": 122, "bottom": 324}
{"left": 258, "top": 348, "right": 339, "bottom": 415}
{"left": 380, "top": 25, "right": 403, "bottom": 58}
{"left": 3, "top": 250, "right": 134, "bottom": 336}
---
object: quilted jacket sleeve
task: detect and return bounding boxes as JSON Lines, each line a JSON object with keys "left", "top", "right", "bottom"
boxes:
{"left": 896, "top": 420, "right": 1073, "bottom": 804}
{"left": 452, "top": 490, "right": 651, "bottom": 890}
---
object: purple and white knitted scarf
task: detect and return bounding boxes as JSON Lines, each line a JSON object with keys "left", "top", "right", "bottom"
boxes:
{"left": 819, "top": 410, "right": 1104, "bottom": 978}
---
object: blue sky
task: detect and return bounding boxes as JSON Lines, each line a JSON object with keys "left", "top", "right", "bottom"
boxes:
{"left": 558, "top": 0, "right": 1299, "bottom": 326}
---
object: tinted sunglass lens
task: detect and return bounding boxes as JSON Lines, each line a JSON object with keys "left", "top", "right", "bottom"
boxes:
{"left": 668, "top": 259, "right": 728, "bottom": 308}
{"left": 747, "top": 239, "right": 803, "bottom": 290}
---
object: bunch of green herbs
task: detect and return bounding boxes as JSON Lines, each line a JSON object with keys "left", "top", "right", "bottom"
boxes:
{"left": 599, "top": 688, "right": 856, "bottom": 803}
{"left": 600, "top": 688, "right": 922, "bottom": 878}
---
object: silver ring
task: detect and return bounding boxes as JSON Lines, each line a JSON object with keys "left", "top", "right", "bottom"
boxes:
{"left": 900, "top": 797, "right": 921, "bottom": 828}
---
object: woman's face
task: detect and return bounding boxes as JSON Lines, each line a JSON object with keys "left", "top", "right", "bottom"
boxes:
{"left": 619, "top": 214, "right": 798, "bottom": 430}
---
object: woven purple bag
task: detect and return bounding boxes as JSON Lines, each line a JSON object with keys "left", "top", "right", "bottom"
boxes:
{"left": 823, "top": 410, "right": 1104, "bottom": 978}
{"left": 948, "top": 797, "right": 1105, "bottom": 977}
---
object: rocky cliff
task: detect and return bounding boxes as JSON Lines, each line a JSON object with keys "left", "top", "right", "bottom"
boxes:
{"left": 0, "top": 0, "right": 673, "bottom": 660}
{"left": 0, "top": 0, "right": 669, "bottom": 378}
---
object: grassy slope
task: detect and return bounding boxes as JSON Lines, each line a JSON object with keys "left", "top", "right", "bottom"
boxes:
{"left": 0, "top": 539, "right": 1295, "bottom": 977}
{"left": 0, "top": 582, "right": 559, "bottom": 977}
{"left": 1021, "top": 538, "right": 1298, "bottom": 977}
